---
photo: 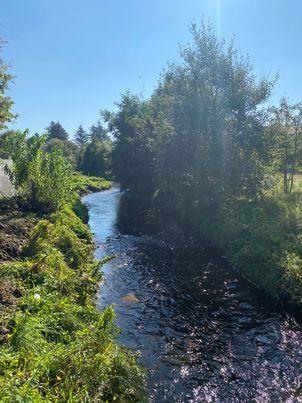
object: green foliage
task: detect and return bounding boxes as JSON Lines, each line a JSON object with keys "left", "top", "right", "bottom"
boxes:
{"left": 266, "top": 98, "right": 302, "bottom": 194}
{"left": 107, "top": 21, "right": 302, "bottom": 304}
{"left": 109, "top": 21, "right": 274, "bottom": 229}
{"left": 103, "top": 93, "right": 155, "bottom": 196}
{"left": 73, "top": 172, "right": 111, "bottom": 195}
{"left": 89, "top": 120, "right": 110, "bottom": 142}
{"left": 3, "top": 131, "right": 76, "bottom": 214}
{"left": 199, "top": 193, "right": 302, "bottom": 302}
{"left": 0, "top": 207, "right": 145, "bottom": 401}
{"left": 3, "top": 130, "right": 45, "bottom": 188}
{"left": 44, "top": 137, "right": 79, "bottom": 168}
{"left": 0, "top": 39, "right": 16, "bottom": 133}
{"left": 72, "top": 197, "right": 90, "bottom": 223}
{"left": 46, "top": 121, "right": 69, "bottom": 142}
{"left": 80, "top": 138, "right": 113, "bottom": 177}
{"left": 27, "top": 149, "right": 76, "bottom": 213}
{"left": 74, "top": 124, "right": 88, "bottom": 146}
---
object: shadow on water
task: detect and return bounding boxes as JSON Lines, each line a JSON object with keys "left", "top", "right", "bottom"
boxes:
{"left": 83, "top": 187, "right": 302, "bottom": 402}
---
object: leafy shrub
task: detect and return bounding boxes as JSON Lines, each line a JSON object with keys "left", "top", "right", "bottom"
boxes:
{"left": 198, "top": 193, "right": 302, "bottom": 302}
{"left": 3, "top": 131, "right": 76, "bottom": 214}
{"left": 72, "top": 197, "right": 89, "bottom": 223}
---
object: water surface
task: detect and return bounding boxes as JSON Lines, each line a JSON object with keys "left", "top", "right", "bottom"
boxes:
{"left": 83, "top": 188, "right": 302, "bottom": 402}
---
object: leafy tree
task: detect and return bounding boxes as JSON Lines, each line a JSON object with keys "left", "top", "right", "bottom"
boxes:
{"left": 0, "top": 39, "right": 17, "bottom": 156}
{"left": 103, "top": 93, "right": 155, "bottom": 194}
{"left": 109, "top": 21, "right": 274, "bottom": 231}
{"left": 44, "top": 137, "right": 79, "bottom": 168}
{"left": 81, "top": 138, "right": 112, "bottom": 177}
{"left": 268, "top": 98, "right": 302, "bottom": 194}
{"left": 74, "top": 124, "right": 88, "bottom": 146}
{"left": 0, "top": 39, "right": 16, "bottom": 132}
{"left": 46, "top": 121, "right": 69, "bottom": 141}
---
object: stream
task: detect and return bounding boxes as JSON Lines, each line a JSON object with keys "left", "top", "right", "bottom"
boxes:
{"left": 83, "top": 187, "right": 302, "bottom": 402}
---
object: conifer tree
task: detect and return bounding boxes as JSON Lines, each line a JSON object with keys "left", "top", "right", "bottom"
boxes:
{"left": 46, "top": 121, "right": 69, "bottom": 141}
{"left": 74, "top": 124, "right": 88, "bottom": 146}
{"left": 89, "top": 120, "right": 109, "bottom": 141}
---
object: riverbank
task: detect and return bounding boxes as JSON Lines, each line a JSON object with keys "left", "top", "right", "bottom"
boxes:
{"left": 0, "top": 186, "right": 145, "bottom": 401}
{"left": 73, "top": 172, "right": 111, "bottom": 196}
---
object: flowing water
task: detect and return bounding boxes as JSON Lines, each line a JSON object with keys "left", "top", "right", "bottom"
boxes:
{"left": 83, "top": 187, "right": 302, "bottom": 402}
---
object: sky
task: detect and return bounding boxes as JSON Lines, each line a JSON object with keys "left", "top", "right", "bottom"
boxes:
{"left": 1, "top": 0, "right": 302, "bottom": 136}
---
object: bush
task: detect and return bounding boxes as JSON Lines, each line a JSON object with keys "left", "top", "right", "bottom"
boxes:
{"left": 199, "top": 193, "right": 302, "bottom": 302}
{"left": 3, "top": 131, "right": 76, "bottom": 214}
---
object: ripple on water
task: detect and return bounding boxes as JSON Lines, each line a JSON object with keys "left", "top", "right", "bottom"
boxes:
{"left": 83, "top": 189, "right": 302, "bottom": 402}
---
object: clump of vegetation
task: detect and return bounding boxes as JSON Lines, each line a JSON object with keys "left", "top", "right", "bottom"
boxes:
{"left": 0, "top": 206, "right": 145, "bottom": 401}
{"left": 0, "top": 88, "right": 144, "bottom": 399}
{"left": 195, "top": 193, "right": 302, "bottom": 302}
{"left": 3, "top": 131, "right": 76, "bottom": 214}
{"left": 73, "top": 172, "right": 111, "bottom": 195}
{"left": 107, "top": 21, "right": 302, "bottom": 306}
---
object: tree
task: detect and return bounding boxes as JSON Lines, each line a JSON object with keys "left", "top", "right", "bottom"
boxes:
{"left": 0, "top": 38, "right": 17, "bottom": 157}
{"left": 74, "top": 125, "right": 88, "bottom": 146}
{"left": 44, "top": 138, "right": 79, "bottom": 168}
{"left": 108, "top": 21, "right": 274, "bottom": 231}
{"left": 268, "top": 98, "right": 302, "bottom": 194}
{"left": 89, "top": 120, "right": 109, "bottom": 142}
{"left": 46, "top": 121, "right": 69, "bottom": 141}
{"left": 0, "top": 39, "right": 16, "bottom": 132}
{"left": 103, "top": 93, "right": 155, "bottom": 192}
{"left": 81, "top": 138, "right": 112, "bottom": 177}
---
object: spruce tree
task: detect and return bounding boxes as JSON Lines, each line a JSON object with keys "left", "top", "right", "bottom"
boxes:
{"left": 89, "top": 120, "right": 108, "bottom": 141}
{"left": 74, "top": 125, "right": 88, "bottom": 146}
{"left": 46, "top": 121, "right": 69, "bottom": 141}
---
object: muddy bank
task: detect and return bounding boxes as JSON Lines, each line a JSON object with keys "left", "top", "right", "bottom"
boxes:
{"left": 0, "top": 204, "right": 35, "bottom": 344}
{"left": 0, "top": 214, "right": 35, "bottom": 262}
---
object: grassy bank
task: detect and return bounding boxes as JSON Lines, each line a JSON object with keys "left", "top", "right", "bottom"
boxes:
{"left": 190, "top": 191, "right": 302, "bottom": 306}
{"left": 73, "top": 172, "right": 111, "bottom": 195}
{"left": 0, "top": 198, "right": 145, "bottom": 401}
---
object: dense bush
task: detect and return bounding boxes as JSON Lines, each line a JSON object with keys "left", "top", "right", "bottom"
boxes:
{"left": 197, "top": 193, "right": 302, "bottom": 302}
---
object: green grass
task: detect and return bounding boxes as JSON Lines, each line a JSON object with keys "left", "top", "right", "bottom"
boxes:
{"left": 73, "top": 173, "right": 111, "bottom": 195}
{"left": 0, "top": 206, "right": 145, "bottom": 402}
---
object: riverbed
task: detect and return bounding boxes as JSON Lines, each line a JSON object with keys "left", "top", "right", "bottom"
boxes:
{"left": 83, "top": 187, "right": 302, "bottom": 402}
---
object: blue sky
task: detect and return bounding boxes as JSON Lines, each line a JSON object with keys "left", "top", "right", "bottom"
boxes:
{"left": 1, "top": 0, "right": 302, "bottom": 136}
